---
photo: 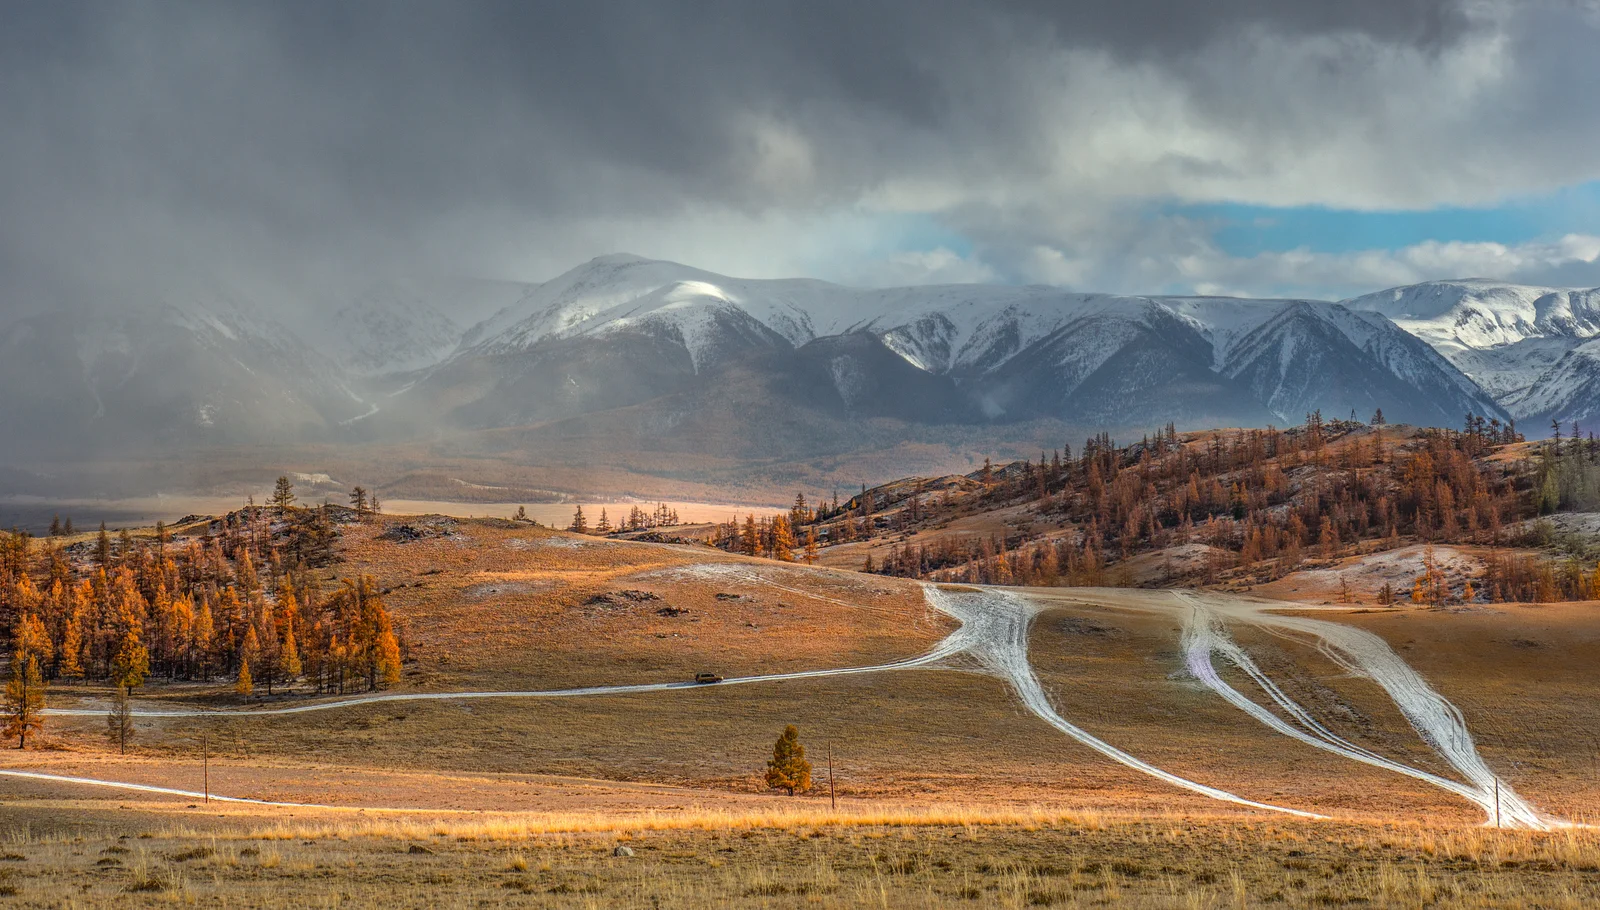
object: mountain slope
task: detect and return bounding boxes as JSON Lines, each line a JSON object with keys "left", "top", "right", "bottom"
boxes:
{"left": 1506, "top": 337, "right": 1600, "bottom": 427}
{"left": 408, "top": 255, "right": 1505, "bottom": 433}
{"left": 1344, "top": 279, "right": 1600, "bottom": 422}
{"left": 327, "top": 278, "right": 537, "bottom": 376}
{"left": 0, "top": 298, "right": 365, "bottom": 457}
{"left": 1221, "top": 303, "right": 1504, "bottom": 427}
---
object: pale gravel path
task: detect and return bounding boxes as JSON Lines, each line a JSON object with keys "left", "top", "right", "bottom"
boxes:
{"left": 0, "top": 768, "right": 321, "bottom": 807}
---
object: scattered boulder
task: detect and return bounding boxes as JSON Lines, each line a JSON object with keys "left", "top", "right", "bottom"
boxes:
{"left": 656, "top": 606, "right": 689, "bottom": 617}
{"left": 408, "top": 844, "right": 435, "bottom": 855}
{"left": 585, "top": 590, "right": 662, "bottom": 606}
{"left": 612, "top": 845, "right": 635, "bottom": 857}
{"left": 379, "top": 517, "right": 459, "bottom": 543}
{"left": 627, "top": 532, "right": 697, "bottom": 544}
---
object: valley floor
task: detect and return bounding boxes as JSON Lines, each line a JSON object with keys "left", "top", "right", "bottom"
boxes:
{"left": 6, "top": 518, "right": 1600, "bottom": 905}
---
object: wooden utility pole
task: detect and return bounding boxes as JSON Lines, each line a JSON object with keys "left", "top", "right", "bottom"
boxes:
{"left": 1494, "top": 778, "right": 1500, "bottom": 828}
{"left": 203, "top": 729, "right": 209, "bottom": 805}
{"left": 827, "top": 741, "right": 836, "bottom": 811}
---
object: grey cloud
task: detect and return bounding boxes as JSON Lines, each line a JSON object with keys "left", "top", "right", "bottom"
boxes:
{"left": 0, "top": 0, "right": 1585, "bottom": 321}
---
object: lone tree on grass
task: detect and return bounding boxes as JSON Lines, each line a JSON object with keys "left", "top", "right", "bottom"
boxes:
{"left": 764, "top": 725, "right": 813, "bottom": 796}
{"left": 4, "top": 654, "right": 45, "bottom": 749}
{"left": 271, "top": 475, "right": 297, "bottom": 516}
{"left": 107, "top": 685, "right": 134, "bottom": 754}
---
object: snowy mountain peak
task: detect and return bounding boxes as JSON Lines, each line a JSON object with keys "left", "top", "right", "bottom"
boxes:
{"left": 1343, "top": 279, "right": 1600, "bottom": 350}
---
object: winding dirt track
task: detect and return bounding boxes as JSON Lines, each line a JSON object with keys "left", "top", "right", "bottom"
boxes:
{"left": 18, "top": 573, "right": 1560, "bottom": 826}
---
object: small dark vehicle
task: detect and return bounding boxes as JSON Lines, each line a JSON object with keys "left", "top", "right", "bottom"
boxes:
{"left": 693, "top": 672, "right": 724, "bottom": 684}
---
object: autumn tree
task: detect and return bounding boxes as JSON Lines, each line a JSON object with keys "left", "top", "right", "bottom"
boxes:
{"left": 764, "top": 724, "right": 812, "bottom": 796}
{"left": 771, "top": 515, "right": 795, "bottom": 562}
{"left": 271, "top": 476, "right": 297, "bottom": 516}
{"left": 569, "top": 506, "right": 588, "bottom": 534}
{"left": 280, "top": 623, "right": 302, "bottom": 687}
{"left": 95, "top": 522, "right": 112, "bottom": 568}
{"left": 3, "top": 653, "right": 45, "bottom": 748}
{"left": 106, "top": 684, "right": 134, "bottom": 754}
{"left": 110, "top": 631, "right": 150, "bottom": 689}
{"left": 348, "top": 486, "right": 369, "bottom": 517}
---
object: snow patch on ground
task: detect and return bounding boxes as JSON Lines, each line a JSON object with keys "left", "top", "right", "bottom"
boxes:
{"left": 1283, "top": 546, "right": 1481, "bottom": 598}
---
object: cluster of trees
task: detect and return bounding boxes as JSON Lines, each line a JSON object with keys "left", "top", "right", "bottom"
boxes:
{"left": 567, "top": 503, "right": 682, "bottom": 535}
{"left": 844, "top": 417, "right": 1526, "bottom": 582}
{"left": 715, "top": 415, "right": 1600, "bottom": 604}
{"left": 1535, "top": 423, "right": 1600, "bottom": 514}
{"left": 1482, "top": 549, "right": 1600, "bottom": 603}
{"left": 1, "top": 493, "right": 405, "bottom": 747}
{"left": 709, "top": 511, "right": 820, "bottom": 563}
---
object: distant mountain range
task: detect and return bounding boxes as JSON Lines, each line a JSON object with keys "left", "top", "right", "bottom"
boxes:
{"left": 2, "top": 255, "right": 1595, "bottom": 474}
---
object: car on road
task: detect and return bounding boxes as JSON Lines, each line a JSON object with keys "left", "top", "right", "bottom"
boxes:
{"left": 693, "top": 672, "right": 724, "bottom": 684}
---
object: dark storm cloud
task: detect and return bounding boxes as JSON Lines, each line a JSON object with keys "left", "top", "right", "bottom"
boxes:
{"left": 0, "top": 0, "right": 1561, "bottom": 317}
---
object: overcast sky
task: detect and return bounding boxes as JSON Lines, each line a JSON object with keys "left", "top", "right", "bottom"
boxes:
{"left": 2, "top": 0, "right": 1598, "bottom": 320}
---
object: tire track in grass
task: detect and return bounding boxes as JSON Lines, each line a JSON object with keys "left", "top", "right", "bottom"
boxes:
{"left": 1176, "top": 590, "right": 1557, "bottom": 830}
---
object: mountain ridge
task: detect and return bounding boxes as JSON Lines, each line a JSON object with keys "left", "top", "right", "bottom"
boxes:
{"left": 3, "top": 256, "right": 1590, "bottom": 483}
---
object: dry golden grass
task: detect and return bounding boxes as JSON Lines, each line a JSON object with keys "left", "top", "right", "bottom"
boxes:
{"left": 3, "top": 801, "right": 1600, "bottom": 908}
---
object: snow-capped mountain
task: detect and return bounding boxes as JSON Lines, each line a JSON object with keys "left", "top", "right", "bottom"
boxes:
{"left": 0, "top": 294, "right": 367, "bottom": 456}
{"left": 327, "top": 278, "right": 538, "bottom": 376}
{"left": 1506, "top": 337, "right": 1600, "bottom": 428}
{"left": 1343, "top": 279, "right": 1600, "bottom": 422}
{"left": 8, "top": 258, "right": 1587, "bottom": 470}
{"left": 403, "top": 255, "right": 1506, "bottom": 431}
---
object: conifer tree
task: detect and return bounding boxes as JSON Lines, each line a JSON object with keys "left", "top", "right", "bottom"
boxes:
{"left": 772, "top": 515, "right": 795, "bottom": 561}
{"left": 110, "top": 632, "right": 150, "bottom": 689}
{"left": 271, "top": 476, "right": 297, "bottom": 516}
{"left": 58, "top": 617, "right": 84, "bottom": 682}
{"left": 106, "top": 684, "right": 134, "bottom": 754}
{"left": 764, "top": 724, "right": 812, "bottom": 796}
{"left": 569, "top": 506, "right": 588, "bottom": 533}
{"left": 741, "top": 515, "right": 759, "bottom": 556}
{"left": 375, "top": 623, "right": 402, "bottom": 689}
{"left": 280, "top": 624, "right": 302, "bottom": 686}
{"left": 596, "top": 509, "right": 612, "bottom": 534}
{"left": 4, "top": 653, "right": 45, "bottom": 748}
{"left": 236, "top": 657, "right": 253, "bottom": 696}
